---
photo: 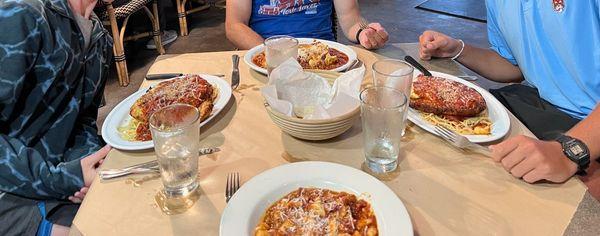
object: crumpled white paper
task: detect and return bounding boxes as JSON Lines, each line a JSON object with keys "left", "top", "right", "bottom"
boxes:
{"left": 261, "top": 58, "right": 364, "bottom": 119}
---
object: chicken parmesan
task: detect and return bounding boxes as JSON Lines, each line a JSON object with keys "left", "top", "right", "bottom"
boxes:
{"left": 118, "top": 75, "right": 217, "bottom": 141}
{"left": 410, "top": 75, "right": 491, "bottom": 135}
{"left": 255, "top": 188, "right": 378, "bottom": 236}
{"left": 252, "top": 41, "right": 349, "bottom": 70}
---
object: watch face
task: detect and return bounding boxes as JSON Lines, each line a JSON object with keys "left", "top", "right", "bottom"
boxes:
{"left": 566, "top": 143, "right": 586, "bottom": 159}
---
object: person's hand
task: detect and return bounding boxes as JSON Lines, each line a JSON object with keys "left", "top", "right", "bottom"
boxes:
{"left": 418, "top": 30, "right": 463, "bottom": 60}
{"left": 68, "top": 187, "right": 89, "bottom": 203}
{"left": 80, "top": 145, "right": 111, "bottom": 187}
{"left": 358, "top": 23, "right": 388, "bottom": 50}
{"left": 490, "top": 135, "right": 578, "bottom": 183}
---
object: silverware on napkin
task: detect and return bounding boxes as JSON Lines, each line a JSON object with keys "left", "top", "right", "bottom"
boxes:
{"left": 99, "top": 147, "right": 221, "bottom": 180}
{"left": 231, "top": 55, "right": 240, "bottom": 90}
{"left": 99, "top": 166, "right": 160, "bottom": 180}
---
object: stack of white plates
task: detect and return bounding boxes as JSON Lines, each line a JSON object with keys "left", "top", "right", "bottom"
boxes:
{"left": 265, "top": 104, "right": 359, "bottom": 141}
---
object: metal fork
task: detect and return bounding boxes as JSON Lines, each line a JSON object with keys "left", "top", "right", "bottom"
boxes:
{"left": 99, "top": 166, "right": 160, "bottom": 180}
{"left": 358, "top": 17, "right": 370, "bottom": 30}
{"left": 434, "top": 125, "right": 492, "bottom": 157}
{"left": 225, "top": 172, "right": 240, "bottom": 203}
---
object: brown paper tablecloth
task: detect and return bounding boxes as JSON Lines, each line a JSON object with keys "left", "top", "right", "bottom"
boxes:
{"left": 71, "top": 44, "right": 595, "bottom": 235}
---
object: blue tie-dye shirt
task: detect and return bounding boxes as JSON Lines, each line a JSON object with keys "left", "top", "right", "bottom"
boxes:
{"left": 0, "top": 0, "right": 112, "bottom": 200}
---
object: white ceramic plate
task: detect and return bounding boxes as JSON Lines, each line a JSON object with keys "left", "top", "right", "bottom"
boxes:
{"left": 101, "top": 74, "right": 232, "bottom": 150}
{"left": 407, "top": 71, "right": 510, "bottom": 143}
{"left": 220, "top": 161, "right": 413, "bottom": 236}
{"left": 244, "top": 38, "right": 358, "bottom": 75}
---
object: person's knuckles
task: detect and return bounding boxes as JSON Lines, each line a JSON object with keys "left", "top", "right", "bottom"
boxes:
{"left": 509, "top": 165, "right": 526, "bottom": 177}
{"left": 369, "top": 23, "right": 383, "bottom": 30}
{"left": 423, "top": 30, "right": 436, "bottom": 37}
{"left": 523, "top": 176, "right": 537, "bottom": 183}
{"left": 501, "top": 158, "right": 514, "bottom": 170}
{"left": 525, "top": 141, "right": 544, "bottom": 155}
{"left": 523, "top": 172, "right": 540, "bottom": 183}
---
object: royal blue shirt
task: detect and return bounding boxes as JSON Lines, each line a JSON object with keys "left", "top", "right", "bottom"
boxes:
{"left": 249, "top": 0, "right": 335, "bottom": 41}
{"left": 486, "top": 0, "right": 600, "bottom": 119}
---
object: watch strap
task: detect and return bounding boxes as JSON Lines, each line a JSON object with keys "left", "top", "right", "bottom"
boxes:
{"left": 356, "top": 28, "right": 364, "bottom": 45}
{"left": 556, "top": 134, "right": 590, "bottom": 175}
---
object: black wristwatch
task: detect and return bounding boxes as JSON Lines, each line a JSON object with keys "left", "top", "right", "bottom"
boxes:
{"left": 556, "top": 134, "right": 590, "bottom": 175}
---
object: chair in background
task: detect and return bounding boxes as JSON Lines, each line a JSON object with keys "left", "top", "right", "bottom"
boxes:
{"left": 96, "top": 0, "right": 166, "bottom": 86}
{"left": 176, "top": 0, "right": 225, "bottom": 36}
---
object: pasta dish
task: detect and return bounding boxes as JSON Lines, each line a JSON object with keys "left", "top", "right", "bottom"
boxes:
{"left": 410, "top": 75, "right": 491, "bottom": 135}
{"left": 255, "top": 187, "right": 378, "bottom": 236}
{"left": 118, "top": 75, "right": 217, "bottom": 141}
{"left": 252, "top": 41, "right": 349, "bottom": 70}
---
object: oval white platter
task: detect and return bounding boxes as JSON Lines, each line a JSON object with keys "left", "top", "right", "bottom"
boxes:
{"left": 220, "top": 161, "right": 413, "bottom": 236}
{"left": 407, "top": 71, "right": 510, "bottom": 143}
{"left": 244, "top": 38, "right": 358, "bottom": 75}
{"left": 101, "top": 74, "right": 232, "bottom": 150}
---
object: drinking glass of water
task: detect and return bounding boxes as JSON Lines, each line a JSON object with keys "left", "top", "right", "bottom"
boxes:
{"left": 149, "top": 104, "right": 200, "bottom": 197}
{"left": 264, "top": 35, "right": 299, "bottom": 75}
{"left": 360, "top": 86, "right": 408, "bottom": 173}
{"left": 372, "top": 59, "right": 414, "bottom": 135}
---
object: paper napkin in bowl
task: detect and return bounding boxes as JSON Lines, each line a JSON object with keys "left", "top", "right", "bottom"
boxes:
{"left": 261, "top": 58, "right": 365, "bottom": 119}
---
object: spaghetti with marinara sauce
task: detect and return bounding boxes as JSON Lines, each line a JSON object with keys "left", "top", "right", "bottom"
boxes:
{"left": 252, "top": 41, "right": 349, "bottom": 70}
{"left": 410, "top": 75, "right": 492, "bottom": 135}
{"left": 418, "top": 111, "right": 492, "bottom": 135}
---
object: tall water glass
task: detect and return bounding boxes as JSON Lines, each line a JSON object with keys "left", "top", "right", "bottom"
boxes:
{"left": 265, "top": 35, "right": 299, "bottom": 75}
{"left": 360, "top": 86, "right": 408, "bottom": 173}
{"left": 372, "top": 59, "right": 414, "bottom": 135}
{"left": 149, "top": 104, "right": 200, "bottom": 197}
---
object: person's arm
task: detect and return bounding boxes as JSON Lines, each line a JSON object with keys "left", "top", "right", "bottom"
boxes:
{"left": 0, "top": 3, "right": 87, "bottom": 200}
{"left": 225, "top": 0, "right": 264, "bottom": 49}
{"left": 418, "top": 30, "right": 523, "bottom": 83}
{"left": 567, "top": 106, "right": 600, "bottom": 161}
{"left": 333, "top": 0, "right": 388, "bottom": 49}
{"left": 490, "top": 105, "right": 600, "bottom": 183}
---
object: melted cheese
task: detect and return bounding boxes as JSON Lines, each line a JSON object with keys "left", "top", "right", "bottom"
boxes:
{"left": 255, "top": 188, "right": 378, "bottom": 235}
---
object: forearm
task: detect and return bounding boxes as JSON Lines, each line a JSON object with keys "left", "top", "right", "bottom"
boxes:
{"left": 225, "top": 22, "right": 264, "bottom": 50}
{"left": 456, "top": 44, "right": 524, "bottom": 83}
{"left": 567, "top": 105, "right": 600, "bottom": 161}
{"left": 334, "top": 0, "right": 360, "bottom": 43}
{"left": 0, "top": 135, "right": 83, "bottom": 199}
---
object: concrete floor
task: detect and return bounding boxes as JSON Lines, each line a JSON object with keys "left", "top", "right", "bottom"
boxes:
{"left": 99, "top": 0, "right": 489, "bottom": 127}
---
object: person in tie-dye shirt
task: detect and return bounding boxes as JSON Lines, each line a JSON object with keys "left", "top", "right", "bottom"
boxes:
{"left": 0, "top": 0, "right": 113, "bottom": 235}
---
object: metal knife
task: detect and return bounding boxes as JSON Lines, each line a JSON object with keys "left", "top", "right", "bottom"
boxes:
{"left": 231, "top": 55, "right": 240, "bottom": 90}
{"left": 145, "top": 73, "right": 184, "bottom": 80}
{"left": 404, "top": 55, "right": 432, "bottom": 76}
{"left": 104, "top": 147, "right": 221, "bottom": 172}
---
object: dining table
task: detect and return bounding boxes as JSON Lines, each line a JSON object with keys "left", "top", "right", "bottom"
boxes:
{"left": 70, "top": 43, "right": 600, "bottom": 236}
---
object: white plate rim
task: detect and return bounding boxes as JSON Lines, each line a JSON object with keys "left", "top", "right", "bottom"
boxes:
{"left": 243, "top": 38, "right": 358, "bottom": 75}
{"left": 219, "top": 161, "right": 413, "bottom": 236}
{"left": 101, "top": 74, "right": 232, "bottom": 150}
{"left": 407, "top": 71, "right": 510, "bottom": 143}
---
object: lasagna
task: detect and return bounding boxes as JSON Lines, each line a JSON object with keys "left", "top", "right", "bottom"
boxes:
{"left": 252, "top": 41, "right": 349, "bottom": 70}
{"left": 255, "top": 188, "right": 378, "bottom": 236}
{"left": 119, "top": 75, "right": 217, "bottom": 141}
{"left": 410, "top": 75, "right": 491, "bottom": 135}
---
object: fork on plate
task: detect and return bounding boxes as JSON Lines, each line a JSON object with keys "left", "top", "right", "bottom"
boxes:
{"left": 434, "top": 125, "right": 492, "bottom": 157}
{"left": 225, "top": 172, "right": 240, "bottom": 203}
